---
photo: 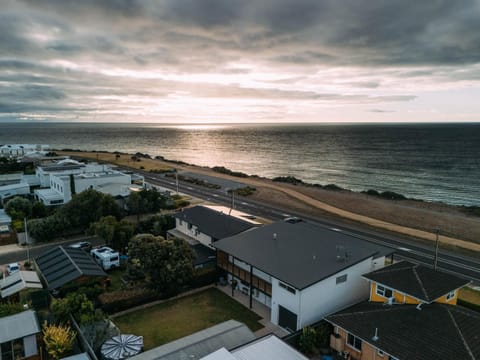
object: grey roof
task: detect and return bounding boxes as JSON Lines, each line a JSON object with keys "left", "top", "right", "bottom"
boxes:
{"left": 174, "top": 206, "right": 255, "bottom": 240}
{"left": 35, "top": 245, "right": 106, "bottom": 289}
{"left": 0, "top": 209, "right": 12, "bottom": 225}
{"left": 130, "top": 320, "right": 256, "bottom": 360}
{"left": 326, "top": 302, "right": 480, "bottom": 360}
{"left": 363, "top": 260, "right": 470, "bottom": 303}
{"left": 1, "top": 270, "right": 43, "bottom": 298}
{"left": 0, "top": 310, "right": 40, "bottom": 343}
{"left": 61, "top": 353, "right": 90, "bottom": 360}
{"left": 231, "top": 334, "right": 309, "bottom": 360}
{"left": 214, "top": 221, "right": 393, "bottom": 290}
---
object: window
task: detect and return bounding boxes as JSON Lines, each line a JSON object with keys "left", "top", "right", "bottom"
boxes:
{"left": 188, "top": 223, "right": 193, "bottom": 230}
{"left": 279, "top": 282, "right": 296, "bottom": 294}
{"left": 336, "top": 274, "right": 348, "bottom": 284}
{"left": 378, "top": 349, "right": 385, "bottom": 356}
{"left": 376, "top": 284, "right": 393, "bottom": 298}
{"left": 446, "top": 290, "right": 456, "bottom": 301}
{"left": 347, "top": 333, "right": 362, "bottom": 351}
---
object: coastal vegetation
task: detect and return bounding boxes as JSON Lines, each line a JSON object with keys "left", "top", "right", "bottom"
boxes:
{"left": 212, "top": 166, "right": 249, "bottom": 178}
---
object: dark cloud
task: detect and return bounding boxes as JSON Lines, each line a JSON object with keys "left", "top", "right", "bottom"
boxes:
{"left": 0, "top": 1, "right": 478, "bottom": 121}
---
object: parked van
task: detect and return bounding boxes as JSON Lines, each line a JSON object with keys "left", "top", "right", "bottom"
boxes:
{"left": 90, "top": 246, "right": 120, "bottom": 271}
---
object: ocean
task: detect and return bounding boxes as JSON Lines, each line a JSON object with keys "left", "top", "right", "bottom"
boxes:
{"left": 1, "top": 122, "right": 479, "bottom": 206}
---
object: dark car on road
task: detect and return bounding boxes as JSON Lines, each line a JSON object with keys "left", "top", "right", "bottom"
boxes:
{"left": 69, "top": 241, "right": 92, "bottom": 252}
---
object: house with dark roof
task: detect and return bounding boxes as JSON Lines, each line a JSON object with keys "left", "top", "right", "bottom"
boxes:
{"left": 168, "top": 206, "right": 257, "bottom": 268}
{"left": 214, "top": 220, "right": 393, "bottom": 332}
{"left": 326, "top": 261, "right": 473, "bottom": 360}
{"left": 326, "top": 302, "right": 480, "bottom": 360}
{"left": 363, "top": 260, "right": 470, "bottom": 305}
{"left": 35, "top": 245, "right": 107, "bottom": 290}
{"left": 170, "top": 206, "right": 256, "bottom": 249}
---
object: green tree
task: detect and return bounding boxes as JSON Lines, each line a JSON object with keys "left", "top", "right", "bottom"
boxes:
{"left": 128, "top": 234, "right": 194, "bottom": 294}
{"left": 43, "top": 323, "right": 76, "bottom": 360}
{"left": 31, "top": 201, "right": 47, "bottom": 218}
{"left": 127, "top": 188, "right": 167, "bottom": 218}
{"left": 5, "top": 196, "right": 32, "bottom": 220}
{"left": 90, "top": 215, "right": 134, "bottom": 252}
{"left": 60, "top": 189, "right": 122, "bottom": 229}
{"left": 51, "top": 292, "right": 102, "bottom": 325}
{"left": 135, "top": 214, "right": 175, "bottom": 237}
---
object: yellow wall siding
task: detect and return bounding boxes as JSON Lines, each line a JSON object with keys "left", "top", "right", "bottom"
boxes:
{"left": 436, "top": 291, "right": 458, "bottom": 305}
{"left": 370, "top": 281, "right": 459, "bottom": 305}
{"left": 370, "top": 282, "right": 420, "bottom": 304}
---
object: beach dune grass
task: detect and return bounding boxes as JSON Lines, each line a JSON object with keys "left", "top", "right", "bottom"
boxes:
{"left": 113, "top": 288, "right": 263, "bottom": 350}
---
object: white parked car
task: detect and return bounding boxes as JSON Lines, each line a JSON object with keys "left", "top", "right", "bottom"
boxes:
{"left": 6, "top": 263, "right": 20, "bottom": 276}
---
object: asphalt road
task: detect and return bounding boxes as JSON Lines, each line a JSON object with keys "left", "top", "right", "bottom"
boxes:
{"left": 141, "top": 169, "right": 480, "bottom": 283}
{"left": 0, "top": 236, "right": 103, "bottom": 266}
{"left": 3, "top": 166, "right": 478, "bottom": 283}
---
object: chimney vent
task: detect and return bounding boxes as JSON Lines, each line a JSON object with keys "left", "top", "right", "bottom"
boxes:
{"left": 372, "top": 328, "right": 379, "bottom": 341}
{"left": 273, "top": 233, "right": 277, "bottom": 240}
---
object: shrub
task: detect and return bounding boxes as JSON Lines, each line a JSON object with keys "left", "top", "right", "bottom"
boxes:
{"left": 43, "top": 323, "right": 76, "bottom": 360}
{"left": 98, "top": 288, "right": 158, "bottom": 313}
{"left": 273, "top": 176, "right": 304, "bottom": 185}
{"left": 298, "top": 326, "right": 317, "bottom": 355}
{"left": 190, "top": 268, "right": 217, "bottom": 289}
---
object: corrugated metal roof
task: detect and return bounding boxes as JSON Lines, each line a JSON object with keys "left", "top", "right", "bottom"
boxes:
{"left": 232, "top": 335, "right": 308, "bottom": 360}
{"left": 35, "top": 246, "right": 106, "bottom": 289}
{"left": 1, "top": 271, "right": 42, "bottom": 298}
{"left": 130, "top": 320, "right": 255, "bottom": 360}
{"left": 0, "top": 310, "right": 40, "bottom": 343}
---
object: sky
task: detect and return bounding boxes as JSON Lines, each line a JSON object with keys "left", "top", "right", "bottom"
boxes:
{"left": 1, "top": 0, "right": 480, "bottom": 124}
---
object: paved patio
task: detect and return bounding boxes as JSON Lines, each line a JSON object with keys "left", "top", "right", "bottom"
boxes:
{"left": 215, "top": 284, "right": 289, "bottom": 338}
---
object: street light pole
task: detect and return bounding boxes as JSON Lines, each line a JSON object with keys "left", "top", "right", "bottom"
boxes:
{"left": 24, "top": 217, "right": 30, "bottom": 263}
{"left": 433, "top": 227, "right": 440, "bottom": 270}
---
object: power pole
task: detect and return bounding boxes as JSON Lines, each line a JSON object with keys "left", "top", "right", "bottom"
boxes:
{"left": 433, "top": 227, "right": 440, "bottom": 270}
{"left": 24, "top": 217, "right": 30, "bottom": 263}
{"left": 174, "top": 169, "right": 179, "bottom": 195}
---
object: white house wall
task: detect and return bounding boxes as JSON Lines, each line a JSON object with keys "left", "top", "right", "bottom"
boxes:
{"left": 271, "top": 277, "right": 302, "bottom": 329}
{"left": 23, "top": 334, "right": 38, "bottom": 357}
{"left": 297, "top": 257, "right": 383, "bottom": 329}
{"left": 269, "top": 256, "right": 385, "bottom": 331}
{"left": 175, "top": 218, "right": 213, "bottom": 247}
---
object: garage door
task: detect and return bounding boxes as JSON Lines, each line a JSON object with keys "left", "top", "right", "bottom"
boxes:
{"left": 278, "top": 305, "right": 297, "bottom": 332}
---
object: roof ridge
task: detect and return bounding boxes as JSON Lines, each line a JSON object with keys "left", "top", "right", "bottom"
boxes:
{"left": 412, "top": 266, "right": 429, "bottom": 301}
{"left": 61, "top": 246, "right": 83, "bottom": 275}
{"left": 333, "top": 304, "right": 414, "bottom": 317}
{"left": 368, "top": 262, "right": 413, "bottom": 275}
{"left": 445, "top": 306, "right": 475, "bottom": 360}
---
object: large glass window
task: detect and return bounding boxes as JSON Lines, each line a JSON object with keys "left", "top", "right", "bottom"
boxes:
{"left": 347, "top": 333, "right": 362, "bottom": 351}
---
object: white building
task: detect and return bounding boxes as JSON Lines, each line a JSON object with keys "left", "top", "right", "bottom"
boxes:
{"left": 0, "top": 183, "right": 30, "bottom": 203}
{"left": 0, "top": 310, "right": 41, "bottom": 360}
{"left": 35, "top": 158, "right": 107, "bottom": 187}
{"left": 33, "top": 158, "right": 136, "bottom": 206}
{"left": 215, "top": 221, "right": 392, "bottom": 332}
{"left": 35, "top": 171, "right": 133, "bottom": 206}
{"left": 0, "top": 144, "right": 49, "bottom": 159}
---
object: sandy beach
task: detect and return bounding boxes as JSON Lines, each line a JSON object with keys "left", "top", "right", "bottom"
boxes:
{"left": 58, "top": 150, "right": 480, "bottom": 254}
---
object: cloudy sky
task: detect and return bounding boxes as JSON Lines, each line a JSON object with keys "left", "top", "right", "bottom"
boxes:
{"left": 1, "top": 0, "right": 480, "bottom": 123}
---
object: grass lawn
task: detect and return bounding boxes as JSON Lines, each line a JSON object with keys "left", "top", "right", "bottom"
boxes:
{"left": 113, "top": 288, "right": 263, "bottom": 350}
{"left": 459, "top": 286, "right": 480, "bottom": 305}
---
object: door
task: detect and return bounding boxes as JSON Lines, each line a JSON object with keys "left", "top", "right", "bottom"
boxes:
{"left": 278, "top": 305, "right": 297, "bottom": 332}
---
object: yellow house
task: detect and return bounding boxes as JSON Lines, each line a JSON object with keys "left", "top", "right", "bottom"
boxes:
{"left": 362, "top": 260, "right": 469, "bottom": 306}
{"left": 326, "top": 261, "right": 473, "bottom": 360}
